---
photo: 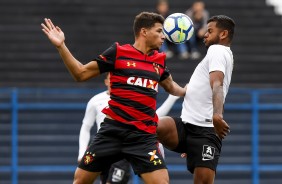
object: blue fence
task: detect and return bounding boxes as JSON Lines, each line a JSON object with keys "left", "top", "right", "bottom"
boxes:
{"left": 1, "top": 88, "right": 282, "bottom": 184}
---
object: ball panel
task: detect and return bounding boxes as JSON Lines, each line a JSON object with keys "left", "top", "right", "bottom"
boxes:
{"left": 163, "top": 18, "right": 176, "bottom": 33}
{"left": 187, "top": 26, "right": 194, "bottom": 40}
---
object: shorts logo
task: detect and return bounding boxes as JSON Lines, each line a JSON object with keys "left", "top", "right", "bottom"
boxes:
{"left": 202, "top": 145, "right": 215, "bottom": 161}
{"left": 148, "top": 150, "right": 158, "bottom": 161}
{"left": 111, "top": 168, "right": 125, "bottom": 182}
{"left": 83, "top": 152, "right": 95, "bottom": 165}
{"left": 148, "top": 150, "right": 162, "bottom": 165}
{"left": 153, "top": 159, "right": 162, "bottom": 165}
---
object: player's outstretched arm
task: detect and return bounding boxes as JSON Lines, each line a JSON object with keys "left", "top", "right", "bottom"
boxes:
{"left": 159, "top": 75, "right": 186, "bottom": 97}
{"left": 41, "top": 18, "right": 100, "bottom": 81}
{"left": 78, "top": 97, "right": 97, "bottom": 162}
{"left": 156, "top": 94, "right": 180, "bottom": 117}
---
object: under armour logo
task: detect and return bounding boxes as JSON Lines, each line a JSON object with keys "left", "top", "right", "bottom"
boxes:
{"left": 153, "top": 159, "right": 162, "bottom": 165}
{"left": 127, "top": 62, "right": 136, "bottom": 67}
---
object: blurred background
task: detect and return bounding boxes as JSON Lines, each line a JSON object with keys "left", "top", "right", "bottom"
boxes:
{"left": 1, "top": 0, "right": 282, "bottom": 183}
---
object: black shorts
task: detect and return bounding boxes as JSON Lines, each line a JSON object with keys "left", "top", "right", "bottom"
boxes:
{"left": 172, "top": 117, "right": 222, "bottom": 174}
{"left": 78, "top": 118, "right": 166, "bottom": 175}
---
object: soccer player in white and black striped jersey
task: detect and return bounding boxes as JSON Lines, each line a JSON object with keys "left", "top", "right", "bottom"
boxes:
{"left": 157, "top": 15, "right": 235, "bottom": 184}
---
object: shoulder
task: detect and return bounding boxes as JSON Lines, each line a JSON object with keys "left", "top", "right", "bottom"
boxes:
{"left": 207, "top": 45, "right": 231, "bottom": 55}
{"left": 206, "top": 45, "right": 233, "bottom": 66}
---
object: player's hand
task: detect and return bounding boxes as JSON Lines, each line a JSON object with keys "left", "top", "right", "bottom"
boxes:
{"left": 213, "top": 113, "right": 230, "bottom": 139}
{"left": 41, "top": 18, "right": 65, "bottom": 48}
{"left": 180, "top": 153, "right": 187, "bottom": 158}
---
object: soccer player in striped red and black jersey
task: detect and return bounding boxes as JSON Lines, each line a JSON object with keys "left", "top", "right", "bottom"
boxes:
{"left": 41, "top": 11, "right": 186, "bottom": 184}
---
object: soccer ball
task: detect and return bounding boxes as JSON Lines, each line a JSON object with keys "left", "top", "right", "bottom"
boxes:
{"left": 163, "top": 13, "right": 194, "bottom": 44}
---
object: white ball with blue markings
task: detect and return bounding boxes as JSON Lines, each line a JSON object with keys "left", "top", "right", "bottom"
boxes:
{"left": 163, "top": 13, "right": 194, "bottom": 44}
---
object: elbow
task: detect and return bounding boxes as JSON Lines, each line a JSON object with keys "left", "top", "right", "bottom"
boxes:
{"left": 72, "top": 75, "right": 84, "bottom": 82}
{"left": 72, "top": 71, "right": 88, "bottom": 82}
{"left": 73, "top": 76, "right": 84, "bottom": 82}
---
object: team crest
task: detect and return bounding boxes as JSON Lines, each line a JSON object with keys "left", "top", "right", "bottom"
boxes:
{"left": 148, "top": 150, "right": 159, "bottom": 161}
{"left": 83, "top": 152, "right": 95, "bottom": 165}
{"left": 153, "top": 63, "right": 160, "bottom": 75}
{"left": 202, "top": 145, "right": 215, "bottom": 161}
{"left": 148, "top": 150, "right": 162, "bottom": 165}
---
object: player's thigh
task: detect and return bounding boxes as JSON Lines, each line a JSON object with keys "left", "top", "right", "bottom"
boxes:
{"left": 157, "top": 116, "right": 179, "bottom": 150}
{"left": 193, "top": 167, "right": 215, "bottom": 184}
{"left": 141, "top": 168, "right": 169, "bottom": 184}
{"left": 123, "top": 129, "right": 167, "bottom": 176}
{"left": 73, "top": 167, "right": 100, "bottom": 184}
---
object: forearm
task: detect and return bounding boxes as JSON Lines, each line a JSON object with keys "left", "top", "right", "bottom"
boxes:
{"left": 156, "top": 94, "right": 180, "bottom": 117}
{"left": 212, "top": 85, "right": 224, "bottom": 116}
{"left": 56, "top": 43, "right": 85, "bottom": 81}
{"left": 167, "top": 81, "right": 186, "bottom": 96}
{"left": 160, "top": 76, "right": 186, "bottom": 97}
{"left": 78, "top": 124, "right": 91, "bottom": 160}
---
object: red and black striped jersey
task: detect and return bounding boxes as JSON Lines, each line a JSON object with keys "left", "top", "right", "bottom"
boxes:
{"left": 96, "top": 42, "right": 170, "bottom": 134}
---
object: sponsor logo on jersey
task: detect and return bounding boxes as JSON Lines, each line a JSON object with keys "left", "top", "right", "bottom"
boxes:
{"left": 127, "top": 77, "right": 158, "bottom": 91}
{"left": 202, "top": 145, "right": 215, "bottom": 161}
{"left": 83, "top": 152, "right": 95, "bottom": 165}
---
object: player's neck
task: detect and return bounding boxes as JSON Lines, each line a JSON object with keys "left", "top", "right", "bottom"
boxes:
{"left": 219, "top": 39, "right": 231, "bottom": 47}
{"left": 132, "top": 41, "right": 151, "bottom": 55}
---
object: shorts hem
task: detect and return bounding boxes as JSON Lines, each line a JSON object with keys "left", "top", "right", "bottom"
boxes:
{"left": 134, "top": 166, "right": 167, "bottom": 175}
{"left": 189, "top": 164, "right": 216, "bottom": 174}
{"left": 78, "top": 165, "right": 103, "bottom": 173}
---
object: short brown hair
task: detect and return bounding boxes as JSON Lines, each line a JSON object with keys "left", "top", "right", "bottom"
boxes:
{"left": 133, "top": 12, "right": 164, "bottom": 37}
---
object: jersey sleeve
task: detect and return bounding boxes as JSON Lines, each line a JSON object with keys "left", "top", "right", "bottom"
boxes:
{"left": 159, "top": 66, "right": 170, "bottom": 82}
{"left": 95, "top": 43, "right": 117, "bottom": 73}
{"left": 207, "top": 45, "right": 228, "bottom": 75}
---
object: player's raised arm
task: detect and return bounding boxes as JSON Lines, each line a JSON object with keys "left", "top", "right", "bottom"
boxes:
{"left": 41, "top": 18, "right": 100, "bottom": 81}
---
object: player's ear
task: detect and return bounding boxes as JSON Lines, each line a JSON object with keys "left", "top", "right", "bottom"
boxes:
{"left": 140, "top": 28, "right": 147, "bottom": 37}
{"left": 220, "top": 30, "right": 228, "bottom": 40}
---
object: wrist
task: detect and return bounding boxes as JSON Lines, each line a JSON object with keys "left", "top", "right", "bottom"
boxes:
{"left": 56, "top": 42, "right": 65, "bottom": 49}
{"left": 213, "top": 113, "right": 223, "bottom": 119}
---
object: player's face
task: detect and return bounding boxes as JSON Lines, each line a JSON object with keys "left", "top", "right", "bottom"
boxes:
{"left": 146, "top": 23, "right": 165, "bottom": 50}
{"left": 203, "top": 21, "right": 221, "bottom": 48}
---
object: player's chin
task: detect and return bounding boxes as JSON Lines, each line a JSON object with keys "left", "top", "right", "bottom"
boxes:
{"left": 154, "top": 44, "right": 162, "bottom": 51}
{"left": 204, "top": 41, "right": 211, "bottom": 48}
